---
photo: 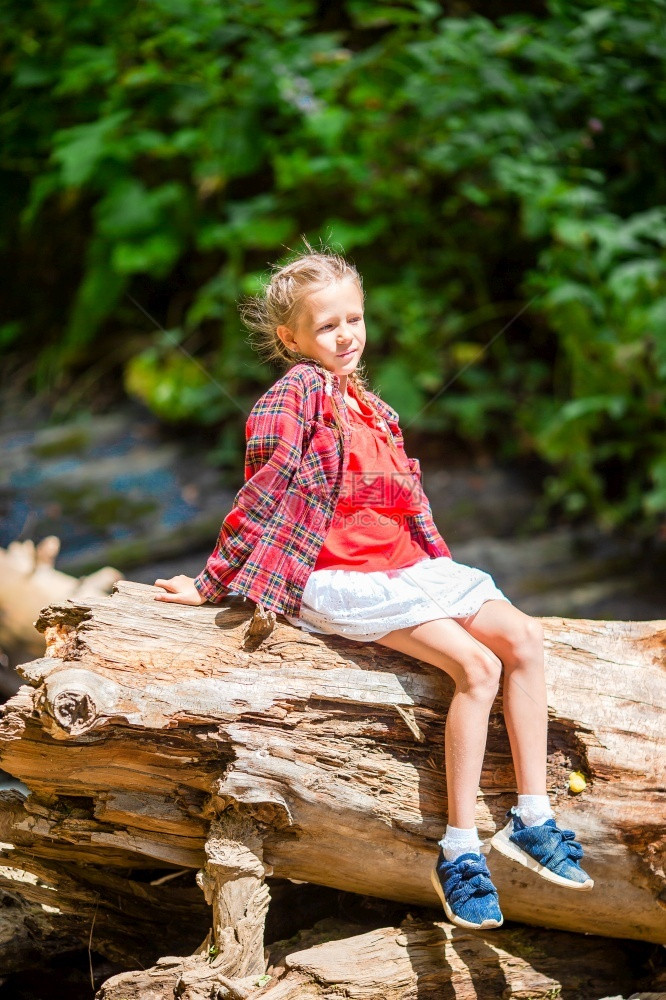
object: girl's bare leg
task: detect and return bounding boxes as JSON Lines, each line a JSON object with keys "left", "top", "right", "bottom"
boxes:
{"left": 374, "top": 618, "right": 503, "bottom": 828}
{"left": 455, "top": 600, "right": 547, "bottom": 795}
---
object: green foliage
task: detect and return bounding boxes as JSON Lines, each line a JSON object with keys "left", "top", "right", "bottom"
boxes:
{"left": 1, "top": 0, "right": 665, "bottom": 532}
{"left": 124, "top": 344, "right": 220, "bottom": 424}
{"left": 525, "top": 206, "right": 666, "bottom": 527}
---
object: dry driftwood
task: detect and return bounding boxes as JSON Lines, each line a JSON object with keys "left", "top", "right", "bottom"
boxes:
{"left": 0, "top": 536, "right": 122, "bottom": 659}
{"left": 0, "top": 578, "right": 663, "bottom": 983}
{"left": 97, "top": 916, "right": 663, "bottom": 1000}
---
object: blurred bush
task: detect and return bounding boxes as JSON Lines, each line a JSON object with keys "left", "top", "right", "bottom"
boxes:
{"left": 1, "top": 0, "right": 665, "bottom": 533}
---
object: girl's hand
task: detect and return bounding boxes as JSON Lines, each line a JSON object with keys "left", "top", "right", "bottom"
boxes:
{"left": 153, "top": 575, "right": 207, "bottom": 605}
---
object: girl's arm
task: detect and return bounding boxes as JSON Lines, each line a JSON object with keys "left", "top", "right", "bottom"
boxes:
{"left": 189, "top": 373, "right": 311, "bottom": 603}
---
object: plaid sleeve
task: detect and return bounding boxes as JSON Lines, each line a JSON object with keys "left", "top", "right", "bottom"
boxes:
{"left": 243, "top": 373, "right": 310, "bottom": 484}
{"left": 193, "top": 372, "right": 309, "bottom": 603}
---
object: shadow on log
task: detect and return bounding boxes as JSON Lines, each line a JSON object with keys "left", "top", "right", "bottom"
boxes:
{"left": 0, "top": 580, "right": 664, "bottom": 993}
{"left": 97, "top": 916, "right": 664, "bottom": 1000}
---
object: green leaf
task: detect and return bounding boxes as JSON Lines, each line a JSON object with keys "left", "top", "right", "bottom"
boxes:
{"left": 52, "top": 111, "right": 130, "bottom": 187}
{"left": 644, "top": 455, "right": 666, "bottom": 515}
{"left": 607, "top": 259, "right": 664, "bottom": 302}
{"left": 124, "top": 348, "right": 224, "bottom": 423}
{"left": 65, "top": 244, "right": 128, "bottom": 353}
{"left": 112, "top": 233, "right": 182, "bottom": 276}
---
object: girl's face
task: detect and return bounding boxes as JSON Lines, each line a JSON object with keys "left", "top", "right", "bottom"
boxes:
{"left": 277, "top": 278, "right": 366, "bottom": 378}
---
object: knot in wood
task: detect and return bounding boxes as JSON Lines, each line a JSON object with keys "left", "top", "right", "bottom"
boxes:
{"left": 43, "top": 668, "right": 121, "bottom": 736}
{"left": 52, "top": 690, "right": 97, "bottom": 734}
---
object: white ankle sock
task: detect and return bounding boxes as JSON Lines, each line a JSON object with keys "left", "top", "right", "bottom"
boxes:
{"left": 439, "top": 825, "right": 481, "bottom": 862}
{"left": 515, "top": 794, "right": 553, "bottom": 827}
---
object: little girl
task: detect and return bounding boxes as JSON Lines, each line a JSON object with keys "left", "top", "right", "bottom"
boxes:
{"left": 154, "top": 248, "right": 592, "bottom": 930}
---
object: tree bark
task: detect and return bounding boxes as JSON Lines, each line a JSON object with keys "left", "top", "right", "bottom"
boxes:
{"left": 198, "top": 813, "right": 271, "bottom": 978}
{"left": 0, "top": 579, "right": 663, "bottom": 973}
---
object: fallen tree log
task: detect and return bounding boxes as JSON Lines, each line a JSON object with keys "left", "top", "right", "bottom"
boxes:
{"left": 0, "top": 788, "right": 211, "bottom": 968}
{"left": 97, "top": 916, "right": 664, "bottom": 1000}
{"left": 0, "top": 579, "right": 663, "bottom": 978}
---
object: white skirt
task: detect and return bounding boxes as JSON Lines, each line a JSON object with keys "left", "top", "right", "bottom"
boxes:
{"left": 284, "top": 555, "right": 511, "bottom": 643}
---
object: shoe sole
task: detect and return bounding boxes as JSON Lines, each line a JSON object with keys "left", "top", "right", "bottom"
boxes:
{"left": 430, "top": 867, "right": 504, "bottom": 929}
{"left": 490, "top": 828, "right": 594, "bottom": 890}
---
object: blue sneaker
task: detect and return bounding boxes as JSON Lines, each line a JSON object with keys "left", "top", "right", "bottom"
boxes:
{"left": 491, "top": 808, "right": 593, "bottom": 890}
{"left": 430, "top": 850, "right": 504, "bottom": 929}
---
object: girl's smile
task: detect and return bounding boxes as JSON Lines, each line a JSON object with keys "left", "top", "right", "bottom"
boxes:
{"left": 277, "top": 278, "right": 366, "bottom": 392}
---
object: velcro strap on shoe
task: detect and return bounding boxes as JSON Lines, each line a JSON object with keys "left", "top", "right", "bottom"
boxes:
{"left": 444, "top": 859, "right": 497, "bottom": 906}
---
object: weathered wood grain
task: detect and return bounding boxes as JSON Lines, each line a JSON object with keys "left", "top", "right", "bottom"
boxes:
{"left": 96, "top": 917, "right": 661, "bottom": 1000}
{"left": 0, "top": 580, "right": 663, "bottom": 962}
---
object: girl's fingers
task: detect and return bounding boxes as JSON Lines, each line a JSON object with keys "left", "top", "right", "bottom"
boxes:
{"left": 154, "top": 580, "right": 178, "bottom": 600}
{"left": 155, "top": 593, "right": 197, "bottom": 605}
{"left": 153, "top": 578, "right": 202, "bottom": 604}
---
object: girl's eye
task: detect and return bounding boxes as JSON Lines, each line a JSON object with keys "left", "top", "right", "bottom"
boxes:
{"left": 349, "top": 316, "right": 362, "bottom": 323}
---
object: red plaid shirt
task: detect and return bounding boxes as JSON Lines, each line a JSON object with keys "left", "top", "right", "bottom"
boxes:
{"left": 193, "top": 360, "right": 451, "bottom": 616}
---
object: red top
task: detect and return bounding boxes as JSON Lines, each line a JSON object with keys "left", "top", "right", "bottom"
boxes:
{"left": 314, "top": 389, "right": 428, "bottom": 572}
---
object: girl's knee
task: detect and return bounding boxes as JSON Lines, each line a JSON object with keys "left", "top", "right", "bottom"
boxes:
{"left": 507, "top": 614, "right": 544, "bottom": 668}
{"left": 460, "top": 647, "right": 503, "bottom": 701}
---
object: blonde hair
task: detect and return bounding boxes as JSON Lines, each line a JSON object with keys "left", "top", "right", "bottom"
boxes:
{"left": 240, "top": 242, "right": 398, "bottom": 453}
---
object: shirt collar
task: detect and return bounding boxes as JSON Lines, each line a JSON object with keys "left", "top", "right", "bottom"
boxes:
{"left": 298, "top": 359, "right": 341, "bottom": 394}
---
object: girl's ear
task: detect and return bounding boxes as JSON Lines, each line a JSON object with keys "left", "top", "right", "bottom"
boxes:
{"left": 276, "top": 323, "right": 297, "bottom": 351}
